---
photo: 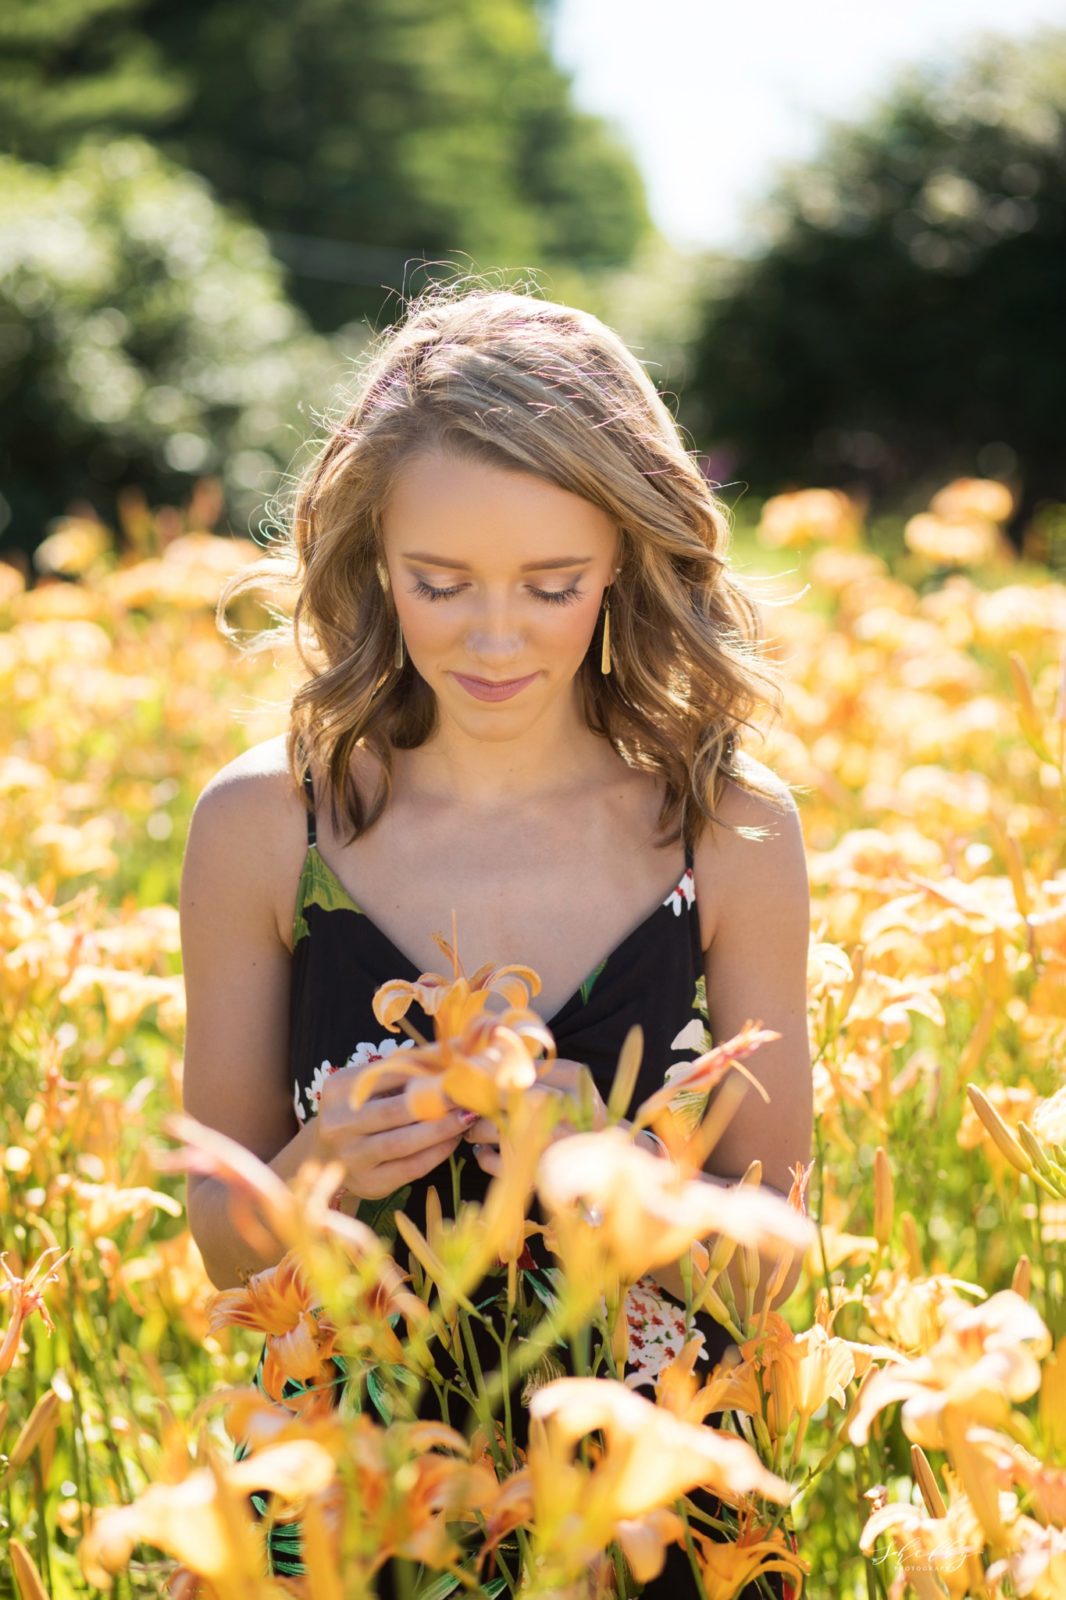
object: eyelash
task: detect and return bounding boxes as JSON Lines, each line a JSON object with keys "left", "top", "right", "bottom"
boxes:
{"left": 410, "top": 578, "right": 583, "bottom": 606}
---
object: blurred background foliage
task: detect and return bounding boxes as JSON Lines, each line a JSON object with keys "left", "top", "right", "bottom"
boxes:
{"left": 0, "top": 2, "right": 1062, "bottom": 565}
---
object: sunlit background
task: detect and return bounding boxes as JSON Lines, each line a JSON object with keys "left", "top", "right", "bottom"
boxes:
{"left": 0, "top": 0, "right": 1063, "bottom": 569}
{"left": 1, "top": 9, "right": 1065, "bottom": 1600}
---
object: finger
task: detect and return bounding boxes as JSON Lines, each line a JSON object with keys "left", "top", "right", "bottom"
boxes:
{"left": 360, "top": 1091, "right": 437, "bottom": 1134}
{"left": 368, "top": 1130, "right": 470, "bottom": 1189}
{"left": 460, "top": 1117, "right": 498, "bottom": 1143}
{"left": 332, "top": 1106, "right": 472, "bottom": 1160}
{"left": 473, "top": 1145, "right": 501, "bottom": 1177}
{"left": 340, "top": 1062, "right": 411, "bottom": 1100}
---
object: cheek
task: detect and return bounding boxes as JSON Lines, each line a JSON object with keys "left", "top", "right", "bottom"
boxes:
{"left": 396, "top": 598, "right": 459, "bottom": 651}
{"left": 548, "top": 594, "right": 602, "bottom": 650}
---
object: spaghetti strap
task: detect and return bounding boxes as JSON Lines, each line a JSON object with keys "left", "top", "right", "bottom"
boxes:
{"left": 301, "top": 766, "right": 316, "bottom": 847}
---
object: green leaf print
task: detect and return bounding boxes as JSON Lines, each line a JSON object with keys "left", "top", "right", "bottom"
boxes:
{"left": 293, "top": 846, "right": 362, "bottom": 944}
{"left": 356, "top": 1183, "right": 412, "bottom": 1246}
{"left": 579, "top": 956, "right": 608, "bottom": 1005}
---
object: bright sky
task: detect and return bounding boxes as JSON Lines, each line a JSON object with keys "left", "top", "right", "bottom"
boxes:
{"left": 549, "top": 0, "right": 1064, "bottom": 253}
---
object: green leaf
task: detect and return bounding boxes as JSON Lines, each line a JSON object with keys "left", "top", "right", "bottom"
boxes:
{"left": 413, "top": 1574, "right": 461, "bottom": 1600}
{"left": 366, "top": 1366, "right": 392, "bottom": 1424}
{"left": 579, "top": 956, "right": 608, "bottom": 1005}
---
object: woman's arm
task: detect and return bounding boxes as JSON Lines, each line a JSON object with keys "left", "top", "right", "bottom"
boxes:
{"left": 179, "top": 751, "right": 313, "bottom": 1290}
{"left": 649, "top": 772, "right": 814, "bottom": 1316}
{"left": 180, "top": 744, "right": 476, "bottom": 1288}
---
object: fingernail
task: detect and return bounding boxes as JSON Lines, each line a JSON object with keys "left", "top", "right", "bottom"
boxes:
{"left": 459, "top": 1110, "right": 478, "bottom": 1125}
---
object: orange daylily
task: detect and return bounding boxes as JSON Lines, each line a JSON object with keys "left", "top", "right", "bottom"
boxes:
{"left": 632, "top": 1022, "right": 780, "bottom": 1136}
{"left": 739, "top": 1313, "right": 856, "bottom": 1451}
{"left": 206, "top": 1230, "right": 428, "bottom": 1401}
{"left": 530, "top": 1379, "right": 795, "bottom": 1514}
{"left": 385, "top": 1013, "right": 556, "bottom": 1123}
{"left": 0, "top": 1245, "right": 72, "bottom": 1376}
{"left": 338, "top": 1412, "right": 500, "bottom": 1576}
{"left": 859, "top": 1466, "right": 987, "bottom": 1599}
{"left": 79, "top": 1437, "right": 338, "bottom": 1589}
{"left": 207, "top": 1251, "right": 342, "bottom": 1408}
{"left": 355, "top": 932, "right": 556, "bottom": 1123}
{"left": 849, "top": 1290, "right": 1052, "bottom": 1450}
{"left": 863, "top": 1265, "right": 985, "bottom": 1355}
{"left": 987, "top": 1518, "right": 1066, "bottom": 1600}
{"left": 195, "top": 1382, "right": 350, "bottom": 1458}
{"left": 536, "top": 1127, "right": 813, "bottom": 1285}
{"left": 373, "top": 929, "right": 542, "bottom": 1032}
{"left": 959, "top": 1423, "right": 1066, "bottom": 1531}
{"left": 655, "top": 1337, "right": 764, "bottom": 1427}
{"left": 691, "top": 1515, "right": 810, "bottom": 1600}
{"left": 516, "top": 1377, "right": 794, "bottom": 1588}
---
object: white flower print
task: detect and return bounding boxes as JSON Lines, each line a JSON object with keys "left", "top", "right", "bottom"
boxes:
{"left": 294, "top": 1078, "right": 308, "bottom": 1125}
{"left": 304, "top": 1058, "right": 341, "bottom": 1119}
{"left": 663, "top": 868, "right": 696, "bottom": 917}
{"left": 342, "top": 1039, "right": 416, "bottom": 1071}
{"left": 299, "top": 1039, "right": 415, "bottom": 1122}
{"left": 670, "top": 1018, "right": 706, "bottom": 1053}
{"left": 619, "top": 1275, "right": 709, "bottom": 1389}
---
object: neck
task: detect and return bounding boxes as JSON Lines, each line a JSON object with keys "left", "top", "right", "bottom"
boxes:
{"left": 395, "top": 687, "right": 614, "bottom": 809}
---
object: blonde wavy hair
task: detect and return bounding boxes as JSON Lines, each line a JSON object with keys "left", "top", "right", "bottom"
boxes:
{"left": 220, "top": 281, "right": 794, "bottom": 848}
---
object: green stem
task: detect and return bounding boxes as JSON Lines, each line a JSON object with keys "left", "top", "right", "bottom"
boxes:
{"left": 678, "top": 1502, "right": 710, "bottom": 1600}
{"left": 480, "top": 1292, "right": 587, "bottom": 1418}
{"left": 457, "top": 1304, "right": 509, "bottom": 1480}
{"left": 813, "top": 1117, "right": 834, "bottom": 1305}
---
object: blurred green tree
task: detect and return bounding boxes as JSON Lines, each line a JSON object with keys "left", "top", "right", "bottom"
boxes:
{"left": 0, "top": 0, "right": 189, "bottom": 156}
{"left": 0, "top": 137, "right": 354, "bottom": 556}
{"left": 684, "top": 25, "right": 1066, "bottom": 539}
{"left": 4, "top": 0, "right": 650, "bottom": 332}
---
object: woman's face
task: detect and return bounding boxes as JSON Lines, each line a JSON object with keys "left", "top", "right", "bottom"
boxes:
{"left": 380, "top": 450, "right": 619, "bottom": 738}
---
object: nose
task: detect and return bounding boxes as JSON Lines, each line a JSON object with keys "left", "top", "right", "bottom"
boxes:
{"left": 463, "top": 592, "right": 524, "bottom": 667}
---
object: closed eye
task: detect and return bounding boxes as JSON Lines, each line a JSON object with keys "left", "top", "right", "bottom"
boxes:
{"left": 410, "top": 578, "right": 583, "bottom": 606}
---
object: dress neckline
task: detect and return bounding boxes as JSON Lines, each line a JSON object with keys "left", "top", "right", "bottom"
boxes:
{"left": 296, "top": 841, "right": 697, "bottom": 1032}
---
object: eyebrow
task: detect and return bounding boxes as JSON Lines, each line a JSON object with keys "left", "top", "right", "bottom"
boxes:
{"left": 400, "top": 552, "right": 593, "bottom": 572}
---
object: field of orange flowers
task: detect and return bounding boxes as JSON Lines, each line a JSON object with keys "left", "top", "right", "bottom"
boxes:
{"left": 1, "top": 477, "right": 1064, "bottom": 1600}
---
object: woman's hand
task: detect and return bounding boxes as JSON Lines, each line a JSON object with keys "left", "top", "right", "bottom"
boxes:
{"left": 313, "top": 1062, "right": 477, "bottom": 1201}
{"left": 460, "top": 1058, "right": 608, "bottom": 1177}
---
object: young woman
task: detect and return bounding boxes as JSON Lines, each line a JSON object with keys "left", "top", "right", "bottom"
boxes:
{"left": 180, "top": 285, "right": 813, "bottom": 1597}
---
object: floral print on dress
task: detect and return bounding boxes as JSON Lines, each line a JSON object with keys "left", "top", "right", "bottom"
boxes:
{"left": 620, "top": 1275, "right": 709, "bottom": 1389}
{"left": 670, "top": 1018, "right": 706, "bottom": 1053}
{"left": 663, "top": 867, "right": 696, "bottom": 917}
{"left": 293, "top": 1038, "right": 415, "bottom": 1125}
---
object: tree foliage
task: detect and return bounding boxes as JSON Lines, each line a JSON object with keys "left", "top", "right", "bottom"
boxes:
{"left": 4, "top": 0, "right": 651, "bottom": 333}
{"left": 685, "top": 26, "right": 1066, "bottom": 530}
{"left": 0, "top": 0, "right": 188, "bottom": 157}
{"left": 0, "top": 137, "right": 354, "bottom": 553}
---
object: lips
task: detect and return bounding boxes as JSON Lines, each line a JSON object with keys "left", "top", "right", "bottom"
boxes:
{"left": 451, "top": 671, "right": 540, "bottom": 703}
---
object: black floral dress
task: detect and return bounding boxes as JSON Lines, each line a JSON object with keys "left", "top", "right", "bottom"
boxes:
{"left": 235, "top": 770, "right": 794, "bottom": 1598}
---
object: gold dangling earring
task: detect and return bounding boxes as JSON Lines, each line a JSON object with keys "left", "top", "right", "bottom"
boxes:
{"left": 394, "top": 623, "right": 405, "bottom": 670}
{"left": 600, "top": 590, "right": 612, "bottom": 676}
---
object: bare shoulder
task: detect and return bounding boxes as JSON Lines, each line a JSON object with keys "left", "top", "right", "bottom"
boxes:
{"left": 187, "top": 733, "right": 305, "bottom": 853}
{"left": 691, "top": 753, "right": 808, "bottom": 952}
{"left": 182, "top": 733, "right": 307, "bottom": 944}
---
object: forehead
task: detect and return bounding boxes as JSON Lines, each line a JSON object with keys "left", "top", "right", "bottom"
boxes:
{"left": 380, "top": 450, "right": 616, "bottom": 563}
